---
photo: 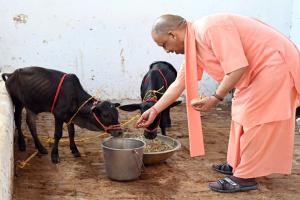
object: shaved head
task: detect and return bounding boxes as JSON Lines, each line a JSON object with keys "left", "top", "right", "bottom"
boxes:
{"left": 151, "top": 14, "right": 187, "bottom": 54}
{"left": 152, "top": 14, "right": 186, "bottom": 35}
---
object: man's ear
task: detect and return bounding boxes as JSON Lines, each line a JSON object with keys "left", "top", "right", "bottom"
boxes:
{"left": 119, "top": 104, "right": 141, "bottom": 112}
{"left": 168, "top": 31, "right": 176, "bottom": 39}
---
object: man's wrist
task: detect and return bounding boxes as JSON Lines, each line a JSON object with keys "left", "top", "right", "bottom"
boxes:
{"left": 151, "top": 106, "right": 159, "bottom": 115}
{"left": 212, "top": 93, "right": 224, "bottom": 101}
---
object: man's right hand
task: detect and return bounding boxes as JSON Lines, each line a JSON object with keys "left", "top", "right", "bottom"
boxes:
{"left": 136, "top": 107, "right": 159, "bottom": 128}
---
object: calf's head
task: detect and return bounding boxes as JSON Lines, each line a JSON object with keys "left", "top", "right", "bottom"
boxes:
{"left": 119, "top": 101, "right": 181, "bottom": 139}
{"left": 74, "top": 100, "right": 122, "bottom": 136}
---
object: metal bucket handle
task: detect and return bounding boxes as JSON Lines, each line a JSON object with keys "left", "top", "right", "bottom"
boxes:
{"left": 132, "top": 150, "right": 145, "bottom": 172}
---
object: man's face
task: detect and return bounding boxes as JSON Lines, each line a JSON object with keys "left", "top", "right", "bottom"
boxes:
{"left": 152, "top": 31, "right": 184, "bottom": 54}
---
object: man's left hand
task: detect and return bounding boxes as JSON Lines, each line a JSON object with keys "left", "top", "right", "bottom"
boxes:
{"left": 191, "top": 96, "right": 220, "bottom": 112}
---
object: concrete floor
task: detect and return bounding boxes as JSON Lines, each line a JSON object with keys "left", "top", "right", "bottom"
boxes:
{"left": 13, "top": 104, "right": 300, "bottom": 200}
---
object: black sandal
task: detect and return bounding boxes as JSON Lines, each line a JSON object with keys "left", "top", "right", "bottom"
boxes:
{"left": 212, "top": 163, "right": 233, "bottom": 175}
{"left": 208, "top": 177, "right": 258, "bottom": 193}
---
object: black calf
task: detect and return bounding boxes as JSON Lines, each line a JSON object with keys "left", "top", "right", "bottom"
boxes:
{"left": 2, "top": 67, "right": 122, "bottom": 163}
{"left": 119, "top": 61, "right": 181, "bottom": 139}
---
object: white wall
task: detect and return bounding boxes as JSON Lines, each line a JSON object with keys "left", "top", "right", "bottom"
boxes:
{"left": 0, "top": 0, "right": 298, "bottom": 101}
{"left": 291, "top": 0, "right": 300, "bottom": 48}
{"left": 0, "top": 81, "right": 14, "bottom": 200}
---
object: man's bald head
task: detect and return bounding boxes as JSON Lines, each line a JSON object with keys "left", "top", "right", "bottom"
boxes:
{"left": 151, "top": 14, "right": 187, "bottom": 54}
{"left": 152, "top": 14, "right": 187, "bottom": 35}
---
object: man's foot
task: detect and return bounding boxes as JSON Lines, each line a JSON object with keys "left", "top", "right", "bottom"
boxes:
{"left": 212, "top": 163, "right": 233, "bottom": 175}
{"left": 208, "top": 176, "right": 258, "bottom": 193}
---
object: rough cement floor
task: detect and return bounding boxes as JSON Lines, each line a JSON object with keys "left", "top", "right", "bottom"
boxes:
{"left": 13, "top": 104, "right": 300, "bottom": 200}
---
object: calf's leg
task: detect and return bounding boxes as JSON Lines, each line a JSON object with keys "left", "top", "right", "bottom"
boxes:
{"left": 25, "top": 109, "right": 48, "bottom": 154}
{"left": 160, "top": 111, "right": 168, "bottom": 136}
{"left": 165, "top": 108, "right": 172, "bottom": 128}
{"left": 14, "top": 102, "right": 26, "bottom": 151}
{"left": 51, "top": 118, "right": 63, "bottom": 163}
{"left": 68, "top": 123, "right": 81, "bottom": 157}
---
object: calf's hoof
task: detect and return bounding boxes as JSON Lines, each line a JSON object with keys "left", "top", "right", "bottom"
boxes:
{"left": 51, "top": 154, "right": 60, "bottom": 164}
{"left": 71, "top": 149, "right": 81, "bottom": 157}
{"left": 18, "top": 140, "right": 26, "bottom": 152}
{"left": 37, "top": 146, "right": 48, "bottom": 155}
{"left": 70, "top": 145, "right": 81, "bottom": 157}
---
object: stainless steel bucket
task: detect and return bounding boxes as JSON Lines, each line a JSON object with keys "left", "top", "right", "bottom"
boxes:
{"left": 102, "top": 138, "right": 145, "bottom": 181}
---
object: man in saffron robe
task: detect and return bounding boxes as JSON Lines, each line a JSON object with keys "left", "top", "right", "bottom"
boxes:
{"left": 136, "top": 13, "right": 300, "bottom": 193}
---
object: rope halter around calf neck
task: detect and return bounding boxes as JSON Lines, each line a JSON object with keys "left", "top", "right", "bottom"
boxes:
{"left": 50, "top": 74, "right": 121, "bottom": 132}
{"left": 91, "top": 100, "right": 122, "bottom": 132}
{"left": 142, "top": 86, "right": 164, "bottom": 133}
{"left": 141, "top": 68, "right": 170, "bottom": 134}
{"left": 66, "top": 97, "right": 122, "bottom": 132}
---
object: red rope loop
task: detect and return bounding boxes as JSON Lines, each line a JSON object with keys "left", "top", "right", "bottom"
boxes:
{"left": 51, "top": 73, "right": 67, "bottom": 113}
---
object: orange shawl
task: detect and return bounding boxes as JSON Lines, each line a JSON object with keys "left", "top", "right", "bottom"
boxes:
{"left": 184, "top": 22, "right": 205, "bottom": 157}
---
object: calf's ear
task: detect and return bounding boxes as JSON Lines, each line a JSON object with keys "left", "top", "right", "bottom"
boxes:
{"left": 114, "top": 103, "right": 120, "bottom": 107}
{"left": 119, "top": 104, "right": 141, "bottom": 112}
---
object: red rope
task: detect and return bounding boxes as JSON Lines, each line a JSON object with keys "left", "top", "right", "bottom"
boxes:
{"left": 142, "top": 69, "right": 169, "bottom": 90}
{"left": 157, "top": 69, "right": 168, "bottom": 89}
{"left": 92, "top": 113, "right": 121, "bottom": 132}
{"left": 145, "top": 97, "right": 157, "bottom": 103}
{"left": 50, "top": 75, "right": 121, "bottom": 131}
{"left": 144, "top": 99, "right": 160, "bottom": 133}
{"left": 51, "top": 73, "right": 67, "bottom": 113}
{"left": 142, "top": 69, "right": 167, "bottom": 133}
